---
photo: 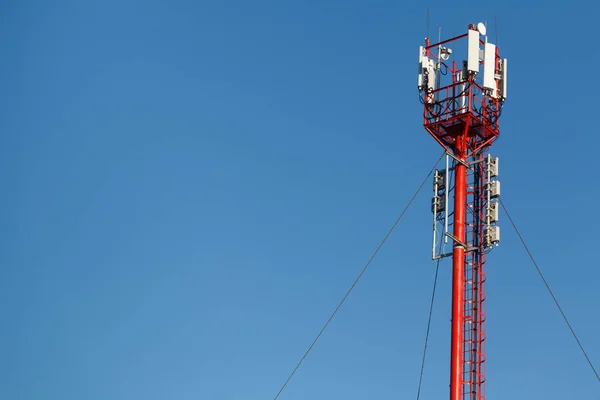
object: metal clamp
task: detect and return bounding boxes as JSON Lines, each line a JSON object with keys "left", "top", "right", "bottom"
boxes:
{"left": 445, "top": 151, "right": 470, "bottom": 168}
{"left": 445, "top": 232, "right": 477, "bottom": 253}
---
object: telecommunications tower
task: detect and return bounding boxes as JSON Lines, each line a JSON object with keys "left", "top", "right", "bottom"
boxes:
{"left": 418, "top": 22, "right": 507, "bottom": 400}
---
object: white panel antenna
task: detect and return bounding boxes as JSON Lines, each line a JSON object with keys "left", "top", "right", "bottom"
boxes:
{"left": 426, "top": 59, "right": 436, "bottom": 92}
{"left": 418, "top": 46, "right": 425, "bottom": 88}
{"left": 467, "top": 29, "right": 480, "bottom": 73}
{"left": 483, "top": 42, "right": 497, "bottom": 95}
{"left": 418, "top": 46, "right": 436, "bottom": 93}
{"left": 500, "top": 58, "right": 508, "bottom": 99}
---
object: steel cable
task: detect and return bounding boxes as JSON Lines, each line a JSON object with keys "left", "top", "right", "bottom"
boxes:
{"left": 272, "top": 152, "right": 445, "bottom": 400}
{"left": 415, "top": 257, "right": 441, "bottom": 400}
{"left": 500, "top": 199, "right": 600, "bottom": 383}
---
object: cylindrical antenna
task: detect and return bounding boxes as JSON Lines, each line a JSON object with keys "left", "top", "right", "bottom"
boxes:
{"left": 485, "top": 20, "right": 488, "bottom": 43}
{"left": 426, "top": 8, "right": 430, "bottom": 39}
{"left": 484, "top": 20, "right": 488, "bottom": 43}
{"left": 452, "top": 29, "right": 455, "bottom": 60}
{"left": 436, "top": 25, "right": 442, "bottom": 102}
{"left": 495, "top": 14, "right": 499, "bottom": 45}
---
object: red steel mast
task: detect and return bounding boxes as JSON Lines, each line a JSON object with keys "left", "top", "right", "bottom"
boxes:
{"left": 420, "top": 23, "right": 506, "bottom": 400}
{"left": 450, "top": 133, "right": 467, "bottom": 400}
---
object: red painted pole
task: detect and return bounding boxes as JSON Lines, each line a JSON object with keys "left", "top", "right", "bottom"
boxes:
{"left": 450, "top": 133, "right": 467, "bottom": 400}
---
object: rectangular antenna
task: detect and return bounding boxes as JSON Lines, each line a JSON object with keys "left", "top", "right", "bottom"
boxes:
{"left": 418, "top": 46, "right": 424, "bottom": 88}
{"left": 500, "top": 58, "right": 508, "bottom": 99}
{"left": 483, "top": 42, "right": 496, "bottom": 94}
{"left": 467, "top": 29, "right": 480, "bottom": 73}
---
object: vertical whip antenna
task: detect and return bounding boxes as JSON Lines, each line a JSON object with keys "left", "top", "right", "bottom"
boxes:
{"left": 495, "top": 14, "right": 499, "bottom": 45}
{"left": 426, "top": 8, "right": 430, "bottom": 39}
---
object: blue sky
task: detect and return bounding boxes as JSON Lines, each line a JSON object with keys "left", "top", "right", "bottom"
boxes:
{"left": 1, "top": 1, "right": 598, "bottom": 399}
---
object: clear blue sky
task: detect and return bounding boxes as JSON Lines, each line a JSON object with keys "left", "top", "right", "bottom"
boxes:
{"left": 1, "top": 1, "right": 598, "bottom": 399}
